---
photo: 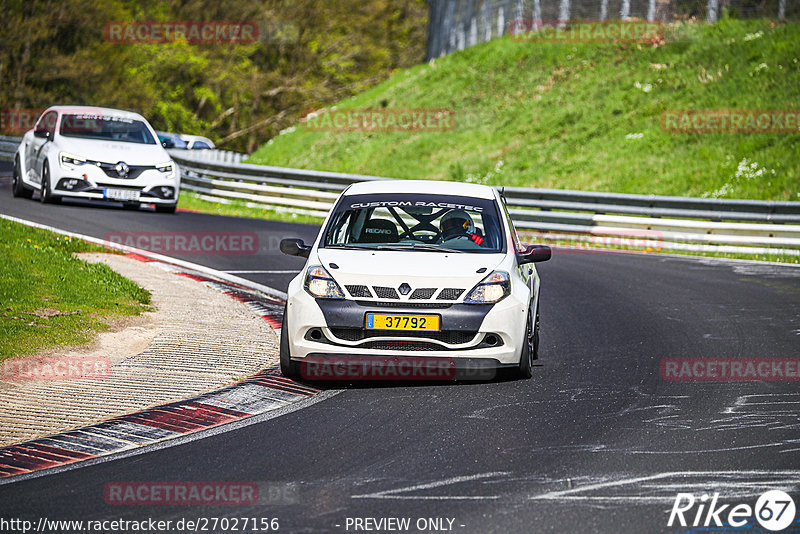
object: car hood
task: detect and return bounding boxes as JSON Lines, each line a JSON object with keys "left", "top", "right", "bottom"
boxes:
{"left": 56, "top": 137, "right": 170, "bottom": 165}
{"left": 316, "top": 248, "right": 506, "bottom": 292}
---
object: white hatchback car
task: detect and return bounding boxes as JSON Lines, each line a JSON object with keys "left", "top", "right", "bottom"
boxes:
{"left": 279, "top": 180, "right": 551, "bottom": 380}
{"left": 12, "top": 106, "right": 180, "bottom": 213}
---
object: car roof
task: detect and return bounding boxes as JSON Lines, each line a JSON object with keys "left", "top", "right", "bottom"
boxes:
{"left": 181, "top": 134, "right": 213, "bottom": 143}
{"left": 45, "top": 105, "right": 146, "bottom": 121}
{"left": 343, "top": 179, "right": 498, "bottom": 200}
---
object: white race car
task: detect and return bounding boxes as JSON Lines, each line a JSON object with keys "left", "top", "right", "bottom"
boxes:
{"left": 279, "top": 179, "right": 551, "bottom": 380}
{"left": 12, "top": 106, "right": 180, "bottom": 213}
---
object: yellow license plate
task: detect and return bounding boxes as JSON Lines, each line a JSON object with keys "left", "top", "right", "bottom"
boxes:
{"left": 366, "top": 313, "right": 440, "bottom": 331}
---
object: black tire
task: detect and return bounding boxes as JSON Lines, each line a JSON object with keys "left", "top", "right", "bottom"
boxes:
{"left": 532, "top": 313, "right": 540, "bottom": 361}
{"left": 516, "top": 309, "right": 535, "bottom": 379}
{"left": 39, "top": 164, "right": 60, "bottom": 204}
{"left": 155, "top": 203, "right": 177, "bottom": 214}
{"left": 12, "top": 156, "right": 33, "bottom": 199}
{"left": 279, "top": 304, "right": 300, "bottom": 379}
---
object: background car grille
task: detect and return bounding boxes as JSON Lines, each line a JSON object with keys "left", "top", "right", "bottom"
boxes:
{"left": 330, "top": 328, "right": 476, "bottom": 345}
{"left": 346, "top": 285, "right": 372, "bottom": 298}
{"left": 98, "top": 163, "right": 154, "bottom": 180}
{"left": 437, "top": 288, "right": 465, "bottom": 300}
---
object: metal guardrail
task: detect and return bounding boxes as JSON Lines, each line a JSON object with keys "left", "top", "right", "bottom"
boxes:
{"left": 3, "top": 136, "right": 798, "bottom": 255}
{"left": 0, "top": 135, "right": 19, "bottom": 162}
{"left": 170, "top": 151, "right": 800, "bottom": 256}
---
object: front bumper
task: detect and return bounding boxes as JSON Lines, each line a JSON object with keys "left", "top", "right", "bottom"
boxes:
{"left": 52, "top": 164, "right": 179, "bottom": 204}
{"left": 285, "top": 288, "right": 529, "bottom": 366}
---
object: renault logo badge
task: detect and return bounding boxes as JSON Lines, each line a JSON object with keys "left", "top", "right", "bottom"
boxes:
{"left": 115, "top": 161, "right": 130, "bottom": 178}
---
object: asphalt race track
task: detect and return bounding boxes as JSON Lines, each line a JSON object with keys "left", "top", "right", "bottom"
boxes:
{"left": 1, "top": 173, "right": 799, "bottom": 533}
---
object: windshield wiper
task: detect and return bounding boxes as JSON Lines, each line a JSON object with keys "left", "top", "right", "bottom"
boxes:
{"left": 331, "top": 243, "right": 463, "bottom": 253}
{"left": 333, "top": 244, "right": 411, "bottom": 251}
{"left": 409, "top": 243, "right": 463, "bottom": 253}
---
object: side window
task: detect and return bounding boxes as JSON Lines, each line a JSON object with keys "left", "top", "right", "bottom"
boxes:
{"left": 193, "top": 141, "right": 211, "bottom": 149}
{"left": 35, "top": 111, "right": 57, "bottom": 136}
{"left": 500, "top": 196, "right": 525, "bottom": 253}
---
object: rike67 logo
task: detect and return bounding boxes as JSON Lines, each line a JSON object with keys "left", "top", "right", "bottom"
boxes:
{"left": 668, "top": 490, "right": 796, "bottom": 531}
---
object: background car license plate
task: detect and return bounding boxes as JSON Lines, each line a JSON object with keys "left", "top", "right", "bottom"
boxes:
{"left": 366, "top": 314, "right": 440, "bottom": 331}
{"left": 104, "top": 188, "right": 140, "bottom": 201}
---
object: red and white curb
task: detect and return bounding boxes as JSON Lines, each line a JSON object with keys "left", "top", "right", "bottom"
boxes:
{"left": 0, "top": 215, "right": 318, "bottom": 480}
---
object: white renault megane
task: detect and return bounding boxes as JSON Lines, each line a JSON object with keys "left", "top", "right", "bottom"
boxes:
{"left": 12, "top": 106, "right": 180, "bottom": 213}
{"left": 279, "top": 179, "right": 551, "bottom": 380}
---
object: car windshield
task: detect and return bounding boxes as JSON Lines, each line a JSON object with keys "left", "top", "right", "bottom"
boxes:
{"left": 323, "top": 193, "right": 505, "bottom": 253}
{"left": 59, "top": 114, "right": 157, "bottom": 145}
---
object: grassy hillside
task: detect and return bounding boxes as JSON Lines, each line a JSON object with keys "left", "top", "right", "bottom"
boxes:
{"left": 248, "top": 19, "right": 800, "bottom": 200}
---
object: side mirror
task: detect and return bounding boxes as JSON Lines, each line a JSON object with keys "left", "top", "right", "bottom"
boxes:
{"left": 34, "top": 129, "right": 50, "bottom": 139}
{"left": 518, "top": 244, "right": 551, "bottom": 264}
{"left": 280, "top": 238, "right": 311, "bottom": 258}
{"left": 161, "top": 139, "right": 174, "bottom": 148}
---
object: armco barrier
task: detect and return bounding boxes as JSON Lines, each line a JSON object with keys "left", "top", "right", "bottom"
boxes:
{"left": 169, "top": 151, "right": 800, "bottom": 255}
{"left": 3, "top": 135, "right": 798, "bottom": 255}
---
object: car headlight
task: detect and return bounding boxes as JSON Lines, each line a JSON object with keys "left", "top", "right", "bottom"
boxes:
{"left": 463, "top": 270, "right": 511, "bottom": 304}
{"left": 156, "top": 161, "right": 176, "bottom": 178}
{"left": 304, "top": 265, "right": 345, "bottom": 299}
{"left": 60, "top": 152, "right": 87, "bottom": 169}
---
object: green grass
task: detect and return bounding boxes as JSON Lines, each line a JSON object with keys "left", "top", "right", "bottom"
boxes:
{"left": 247, "top": 19, "right": 800, "bottom": 201}
{"left": 178, "top": 191, "right": 325, "bottom": 225}
{"left": 0, "top": 220, "right": 151, "bottom": 359}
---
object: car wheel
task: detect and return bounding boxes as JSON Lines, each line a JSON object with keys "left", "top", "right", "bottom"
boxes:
{"left": 39, "top": 164, "right": 60, "bottom": 204}
{"left": 516, "top": 309, "right": 534, "bottom": 379}
{"left": 12, "top": 156, "right": 33, "bottom": 199}
{"left": 279, "top": 304, "right": 300, "bottom": 379}
{"left": 155, "top": 203, "right": 177, "bottom": 214}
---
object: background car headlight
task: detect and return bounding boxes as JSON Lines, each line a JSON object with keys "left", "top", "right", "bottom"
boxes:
{"left": 156, "top": 162, "right": 176, "bottom": 178}
{"left": 60, "top": 152, "right": 86, "bottom": 169}
{"left": 463, "top": 270, "right": 511, "bottom": 304}
{"left": 304, "top": 265, "right": 345, "bottom": 299}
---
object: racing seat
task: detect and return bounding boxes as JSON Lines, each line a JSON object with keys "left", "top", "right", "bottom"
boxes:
{"left": 358, "top": 219, "right": 399, "bottom": 243}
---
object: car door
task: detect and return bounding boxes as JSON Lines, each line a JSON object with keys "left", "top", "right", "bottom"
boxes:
{"left": 26, "top": 110, "right": 58, "bottom": 185}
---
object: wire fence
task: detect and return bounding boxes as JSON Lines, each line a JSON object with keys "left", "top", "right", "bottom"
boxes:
{"left": 425, "top": 0, "right": 797, "bottom": 59}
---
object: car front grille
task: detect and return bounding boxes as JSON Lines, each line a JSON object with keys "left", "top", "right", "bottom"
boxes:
{"left": 349, "top": 285, "right": 467, "bottom": 304}
{"left": 410, "top": 288, "right": 437, "bottom": 299}
{"left": 437, "top": 288, "right": 465, "bottom": 300}
{"left": 372, "top": 286, "right": 400, "bottom": 299}
{"left": 360, "top": 340, "right": 440, "bottom": 351}
{"left": 346, "top": 285, "right": 372, "bottom": 298}
{"left": 354, "top": 301, "right": 452, "bottom": 309}
{"left": 330, "top": 328, "right": 477, "bottom": 345}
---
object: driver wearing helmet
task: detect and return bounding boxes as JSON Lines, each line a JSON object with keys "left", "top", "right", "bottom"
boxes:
{"left": 439, "top": 209, "right": 484, "bottom": 245}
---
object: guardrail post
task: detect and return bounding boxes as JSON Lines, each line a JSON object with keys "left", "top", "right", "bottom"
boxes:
{"left": 706, "top": 0, "right": 719, "bottom": 22}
